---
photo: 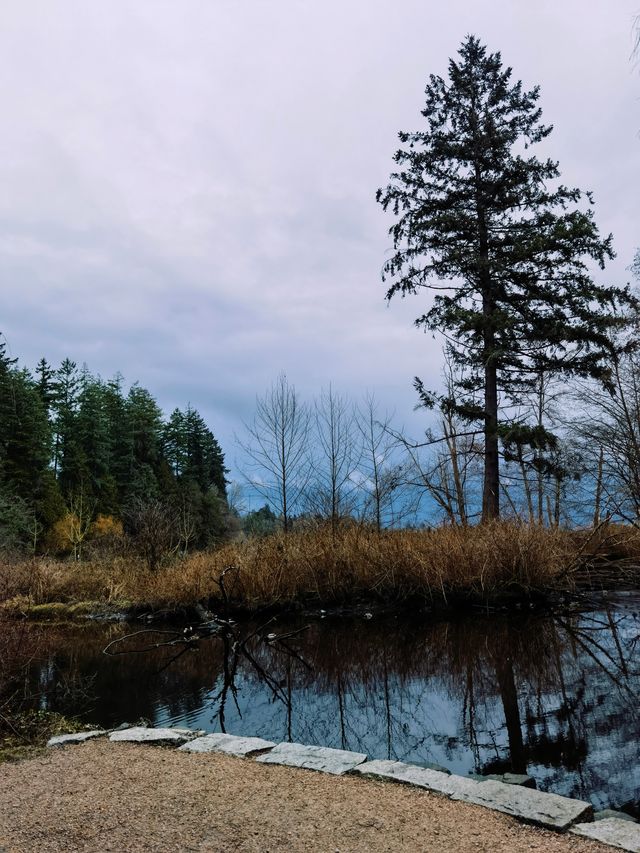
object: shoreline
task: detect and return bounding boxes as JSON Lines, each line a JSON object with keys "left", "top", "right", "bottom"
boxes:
{"left": 2, "top": 580, "right": 638, "bottom": 625}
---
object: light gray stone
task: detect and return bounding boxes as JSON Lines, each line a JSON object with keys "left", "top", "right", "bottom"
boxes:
{"left": 571, "top": 817, "right": 640, "bottom": 851}
{"left": 256, "top": 742, "right": 367, "bottom": 775}
{"left": 414, "top": 760, "right": 451, "bottom": 775}
{"left": 354, "top": 760, "right": 590, "bottom": 831}
{"left": 353, "top": 760, "right": 479, "bottom": 798}
{"left": 169, "top": 727, "right": 206, "bottom": 737}
{"left": 47, "top": 730, "right": 106, "bottom": 748}
{"left": 470, "top": 772, "right": 536, "bottom": 787}
{"left": 595, "top": 810, "right": 637, "bottom": 823}
{"left": 454, "top": 778, "right": 592, "bottom": 830}
{"left": 109, "top": 726, "right": 201, "bottom": 746}
{"left": 111, "top": 722, "right": 132, "bottom": 732}
{"left": 482, "top": 773, "right": 536, "bottom": 789}
{"left": 179, "top": 733, "right": 276, "bottom": 757}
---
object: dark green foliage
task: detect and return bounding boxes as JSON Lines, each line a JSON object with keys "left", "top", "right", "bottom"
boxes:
{"left": 0, "top": 488, "right": 34, "bottom": 553}
{"left": 128, "top": 385, "right": 164, "bottom": 473}
{"left": 162, "top": 405, "right": 229, "bottom": 548}
{"left": 0, "top": 340, "right": 62, "bottom": 548}
{"left": 35, "top": 469, "right": 66, "bottom": 529}
{"left": 35, "top": 358, "right": 57, "bottom": 415}
{"left": 1, "top": 369, "right": 51, "bottom": 499}
{"left": 0, "top": 343, "right": 229, "bottom": 555}
{"left": 102, "top": 374, "right": 134, "bottom": 504}
{"left": 75, "top": 375, "right": 111, "bottom": 510}
{"left": 378, "top": 36, "right": 636, "bottom": 520}
{"left": 243, "top": 504, "right": 278, "bottom": 537}
{"left": 52, "top": 358, "right": 83, "bottom": 492}
{"left": 163, "top": 406, "right": 227, "bottom": 494}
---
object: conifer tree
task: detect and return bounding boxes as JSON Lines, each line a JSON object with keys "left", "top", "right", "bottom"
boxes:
{"left": 103, "top": 374, "right": 134, "bottom": 509}
{"left": 35, "top": 358, "right": 57, "bottom": 416}
{"left": 0, "top": 346, "right": 229, "bottom": 552}
{"left": 378, "top": 36, "right": 636, "bottom": 520}
{"left": 76, "top": 376, "right": 115, "bottom": 513}
{"left": 0, "top": 338, "right": 18, "bottom": 456}
{"left": 53, "top": 358, "right": 82, "bottom": 489}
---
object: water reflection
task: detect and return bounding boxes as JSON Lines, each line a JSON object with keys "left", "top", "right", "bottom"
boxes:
{"left": 21, "top": 593, "right": 640, "bottom": 816}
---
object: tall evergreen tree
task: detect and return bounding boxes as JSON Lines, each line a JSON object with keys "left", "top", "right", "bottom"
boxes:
{"left": 103, "top": 374, "right": 134, "bottom": 509}
{"left": 125, "top": 385, "right": 165, "bottom": 505}
{"left": 377, "top": 36, "right": 636, "bottom": 520}
{"left": 0, "top": 347, "right": 60, "bottom": 547}
{"left": 35, "top": 357, "right": 57, "bottom": 416}
{"left": 184, "top": 405, "right": 227, "bottom": 495}
{"left": 162, "top": 405, "right": 228, "bottom": 546}
{"left": 163, "top": 405, "right": 227, "bottom": 495}
{"left": 163, "top": 408, "right": 188, "bottom": 477}
{"left": 53, "top": 358, "right": 83, "bottom": 490}
{"left": 0, "top": 338, "right": 18, "bottom": 465}
{"left": 76, "top": 375, "right": 116, "bottom": 513}
{"left": 2, "top": 369, "right": 50, "bottom": 497}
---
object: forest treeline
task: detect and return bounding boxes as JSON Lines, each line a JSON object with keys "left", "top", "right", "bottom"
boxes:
{"left": 5, "top": 329, "right": 640, "bottom": 566}
{"left": 0, "top": 341, "right": 229, "bottom": 560}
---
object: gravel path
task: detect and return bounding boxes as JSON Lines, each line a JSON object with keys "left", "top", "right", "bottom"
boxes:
{"left": 0, "top": 741, "right": 612, "bottom": 852}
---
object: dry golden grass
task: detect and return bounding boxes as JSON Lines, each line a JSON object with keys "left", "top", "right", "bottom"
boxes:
{"left": 4, "top": 520, "right": 637, "bottom": 615}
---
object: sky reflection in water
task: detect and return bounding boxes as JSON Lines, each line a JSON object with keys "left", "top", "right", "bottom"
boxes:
{"left": 30, "top": 592, "right": 640, "bottom": 816}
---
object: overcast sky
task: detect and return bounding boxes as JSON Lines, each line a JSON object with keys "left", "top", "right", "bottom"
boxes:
{"left": 1, "top": 1, "right": 638, "bottom": 482}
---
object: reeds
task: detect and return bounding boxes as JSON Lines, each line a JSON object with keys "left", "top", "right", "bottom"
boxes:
{"left": 4, "top": 520, "right": 636, "bottom": 614}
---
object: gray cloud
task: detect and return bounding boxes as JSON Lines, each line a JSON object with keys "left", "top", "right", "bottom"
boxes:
{"left": 1, "top": 0, "right": 638, "bottom": 479}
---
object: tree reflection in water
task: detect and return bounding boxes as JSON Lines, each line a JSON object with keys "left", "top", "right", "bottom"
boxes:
{"left": 22, "top": 593, "right": 640, "bottom": 816}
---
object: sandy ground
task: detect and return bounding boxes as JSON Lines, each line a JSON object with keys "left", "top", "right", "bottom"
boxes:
{"left": 0, "top": 741, "right": 613, "bottom": 853}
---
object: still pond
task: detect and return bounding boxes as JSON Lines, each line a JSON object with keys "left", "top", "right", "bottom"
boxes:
{"left": 24, "top": 592, "right": 640, "bottom": 816}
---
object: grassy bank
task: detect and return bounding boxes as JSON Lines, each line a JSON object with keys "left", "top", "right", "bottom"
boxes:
{"left": 0, "top": 710, "right": 89, "bottom": 763}
{"left": 2, "top": 521, "right": 640, "bottom": 619}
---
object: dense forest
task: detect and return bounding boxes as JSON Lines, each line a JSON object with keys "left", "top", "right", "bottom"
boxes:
{"left": 0, "top": 339, "right": 229, "bottom": 559}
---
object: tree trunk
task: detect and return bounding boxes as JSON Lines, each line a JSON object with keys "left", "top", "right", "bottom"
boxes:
{"left": 494, "top": 653, "right": 526, "bottom": 774}
{"left": 476, "top": 148, "right": 499, "bottom": 522}
{"left": 518, "top": 448, "right": 534, "bottom": 523}
{"left": 593, "top": 445, "right": 604, "bottom": 527}
{"left": 483, "top": 356, "right": 500, "bottom": 521}
{"left": 536, "top": 367, "right": 545, "bottom": 524}
{"left": 444, "top": 418, "right": 468, "bottom": 526}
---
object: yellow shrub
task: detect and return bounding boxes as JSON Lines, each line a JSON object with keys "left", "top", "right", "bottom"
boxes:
{"left": 47, "top": 513, "right": 80, "bottom": 554}
{"left": 90, "top": 515, "right": 124, "bottom": 539}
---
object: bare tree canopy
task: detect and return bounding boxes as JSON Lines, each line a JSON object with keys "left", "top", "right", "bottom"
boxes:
{"left": 236, "top": 373, "right": 311, "bottom": 533}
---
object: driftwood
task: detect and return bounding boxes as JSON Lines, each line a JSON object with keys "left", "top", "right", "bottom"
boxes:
{"left": 102, "top": 565, "right": 312, "bottom": 724}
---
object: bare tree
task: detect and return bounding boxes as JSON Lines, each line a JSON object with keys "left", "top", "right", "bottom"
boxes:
{"left": 306, "top": 385, "right": 360, "bottom": 534}
{"left": 225, "top": 481, "right": 246, "bottom": 517}
{"left": 237, "top": 373, "right": 311, "bottom": 533}
{"left": 570, "top": 344, "right": 640, "bottom": 523}
{"left": 401, "top": 411, "right": 480, "bottom": 527}
{"left": 125, "top": 498, "right": 177, "bottom": 569}
{"left": 500, "top": 367, "right": 570, "bottom": 525}
{"left": 355, "top": 394, "right": 412, "bottom": 532}
{"left": 65, "top": 489, "right": 95, "bottom": 560}
{"left": 176, "top": 492, "right": 197, "bottom": 556}
{"left": 396, "top": 355, "right": 483, "bottom": 526}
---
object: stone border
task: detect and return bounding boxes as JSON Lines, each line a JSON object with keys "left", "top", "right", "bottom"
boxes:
{"left": 571, "top": 818, "right": 640, "bottom": 852}
{"left": 47, "top": 726, "right": 640, "bottom": 852}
